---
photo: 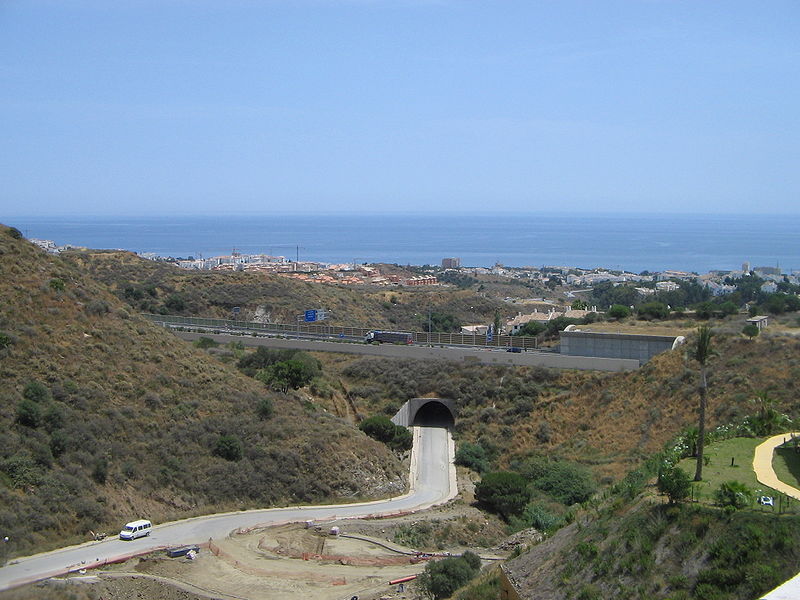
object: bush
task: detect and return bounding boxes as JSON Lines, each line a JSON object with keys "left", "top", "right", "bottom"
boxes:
{"left": 256, "top": 359, "right": 316, "bottom": 393}
{"left": 657, "top": 466, "right": 691, "bottom": 504}
{"left": 165, "top": 293, "right": 186, "bottom": 312}
{"left": 7, "top": 227, "right": 22, "bottom": 239}
{"left": 519, "top": 458, "right": 596, "bottom": 505}
{"left": 508, "top": 502, "right": 563, "bottom": 533}
{"left": 0, "top": 332, "right": 13, "bottom": 351}
{"left": 607, "top": 304, "right": 631, "bottom": 320}
{"left": 475, "top": 471, "right": 529, "bottom": 519}
{"left": 23, "top": 381, "right": 51, "bottom": 403}
{"left": 742, "top": 324, "right": 759, "bottom": 339}
{"left": 359, "top": 415, "right": 412, "bottom": 452}
{"left": 637, "top": 302, "right": 669, "bottom": 320}
{"left": 194, "top": 336, "right": 219, "bottom": 349}
{"left": 713, "top": 481, "right": 753, "bottom": 510}
{"left": 418, "top": 553, "right": 482, "bottom": 599}
{"left": 455, "top": 442, "right": 491, "bottom": 474}
{"left": 16, "top": 399, "right": 43, "bottom": 428}
{"left": 85, "top": 300, "right": 110, "bottom": 316}
{"left": 256, "top": 397, "right": 274, "bottom": 420}
{"left": 213, "top": 435, "right": 243, "bottom": 462}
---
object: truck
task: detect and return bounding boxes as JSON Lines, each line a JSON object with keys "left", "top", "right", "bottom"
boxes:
{"left": 365, "top": 330, "right": 413, "bottom": 345}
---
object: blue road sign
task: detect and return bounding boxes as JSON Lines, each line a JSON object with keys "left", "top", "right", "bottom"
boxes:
{"left": 304, "top": 309, "right": 317, "bottom": 322}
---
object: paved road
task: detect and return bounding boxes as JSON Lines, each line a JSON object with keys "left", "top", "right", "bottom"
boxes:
{"left": 172, "top": 330, "right": 640, "bottom": 372}
{"left": 0, "top": 426, "right": 456, "bottom": 591}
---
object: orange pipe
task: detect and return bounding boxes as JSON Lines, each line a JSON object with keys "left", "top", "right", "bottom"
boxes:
{"left": 389, "top": 575, "right": 417, "bottom": 585}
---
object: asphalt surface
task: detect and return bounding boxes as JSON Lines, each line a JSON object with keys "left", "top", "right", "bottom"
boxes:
{"left": 0, "top": 426, "right": 456, "bottom": 591}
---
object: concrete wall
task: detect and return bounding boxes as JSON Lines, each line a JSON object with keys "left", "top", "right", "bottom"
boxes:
{"left": 391, "top": 398, "right": 457, "bottom": 427}
{"left": 560, "top": 330, "right": 682, "bottom": 364}
{"left": 171, "top": 330, "right": 640, "bottom": 372}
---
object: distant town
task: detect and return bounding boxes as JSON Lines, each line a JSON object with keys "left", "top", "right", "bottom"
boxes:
{"left": 30, "top": 237, "right": 799, "bottom": 292}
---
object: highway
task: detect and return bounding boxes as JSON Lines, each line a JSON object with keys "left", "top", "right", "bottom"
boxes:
{"left": 0, "top": 426, "right": 456, "bottom": 592}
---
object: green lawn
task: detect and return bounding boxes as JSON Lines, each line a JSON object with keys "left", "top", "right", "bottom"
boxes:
{"left": 674, "top": 436, "right": 800, "bottom": 513}
{"left": 677, "top": 437, "right": 764, "bottom": 502}
{"left": 773, "top": 446, "right": 800, "bottom": 489}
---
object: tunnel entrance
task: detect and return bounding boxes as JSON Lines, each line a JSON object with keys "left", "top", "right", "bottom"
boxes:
{"left": 412, "top": 400, "right": 455, "bottom": 428}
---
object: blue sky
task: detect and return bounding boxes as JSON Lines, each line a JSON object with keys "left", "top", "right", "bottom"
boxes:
{"left": 2, "top": 1, "right": 798, "bottom": 216}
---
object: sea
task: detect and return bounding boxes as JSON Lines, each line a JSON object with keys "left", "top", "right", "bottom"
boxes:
{"left": 8, "top": 213, "right": 800, "bottom": 275}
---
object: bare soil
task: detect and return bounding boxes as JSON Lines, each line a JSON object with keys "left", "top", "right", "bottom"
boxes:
{"left": 5, "top": 475, "right": 520, "bottom": 600}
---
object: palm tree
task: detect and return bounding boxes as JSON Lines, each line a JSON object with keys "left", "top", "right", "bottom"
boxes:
{"left": 692, "top": 325, "right": 714, "bottom": 482}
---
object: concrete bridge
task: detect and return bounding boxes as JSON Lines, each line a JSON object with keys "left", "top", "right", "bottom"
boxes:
{"left": 391, "top": 398, "right": 457, "bottom": 428}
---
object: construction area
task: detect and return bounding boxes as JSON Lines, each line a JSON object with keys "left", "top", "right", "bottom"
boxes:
{"left": 21, "top": 499, "right": 518, "bottom": 600}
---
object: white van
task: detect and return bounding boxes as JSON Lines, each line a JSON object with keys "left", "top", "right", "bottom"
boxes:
{"left": 119, "top": 519, "right": 152, "bottom": 540}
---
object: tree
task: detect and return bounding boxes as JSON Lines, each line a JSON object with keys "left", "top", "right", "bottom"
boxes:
{"left": 742, "top": 324, "right": 759, "bottom": 339}
{"left": 607, "top": 304, "right": 631, "bottom": 320}
{"left": 417, "top": 553, "right": 481, "bottom": 599}
{"left": 474, "top": 471, "right": 529, "bottom": 519}
{"left": 657, "top": 466, "right": 691, "bottom": 504}
{"left": 493, "top": 309, "right": 501, "bottom": 336}
{"left": 571, "top": 299, "right": 588, "bottom": 310}
{"left": 256, "top": 359, "right": 315, "bottom": 393}
{"left": 691, "top": 325, "right": 714, "bottom": 482}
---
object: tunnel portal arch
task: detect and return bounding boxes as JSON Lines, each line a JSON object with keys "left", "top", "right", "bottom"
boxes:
{"left": 391, "top": 398, "right": 456, "bottom": 428}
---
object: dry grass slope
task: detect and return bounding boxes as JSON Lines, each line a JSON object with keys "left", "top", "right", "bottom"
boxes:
{"left": 0, "top": 226, "right": 404, "bottom": 558}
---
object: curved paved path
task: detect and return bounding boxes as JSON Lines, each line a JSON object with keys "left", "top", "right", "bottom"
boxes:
{"left": 0, "top": 425, "right": 457, "bottom": 592}
{"left": 752, "top": 432, "right": 800, "bottom": 500}
{"left": 752, "top": 432, "right": 800, "bottom": 600}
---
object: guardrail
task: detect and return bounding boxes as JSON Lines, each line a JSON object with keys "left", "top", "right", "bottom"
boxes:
{"left": 140, "top": 314, "right": 540, "bottom": 350}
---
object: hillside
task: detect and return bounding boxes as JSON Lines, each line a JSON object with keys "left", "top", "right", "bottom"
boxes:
{"left": 0, "top": 226, "right": 404, "bottom": 559}
{"left": 503, "top": 498, "right": 800, "bottom": 600}
{"left": 60, "top": 249, "right": 513, "bottom": 330}
{"left": 315, "top": 330, "right": 800, "bottom": 482}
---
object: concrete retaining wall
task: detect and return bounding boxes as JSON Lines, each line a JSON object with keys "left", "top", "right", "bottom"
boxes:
{"left": 560, "top": 330, "right": 681, "bottom": 364}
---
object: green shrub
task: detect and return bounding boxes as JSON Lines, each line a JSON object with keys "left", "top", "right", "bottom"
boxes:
{"left": 742, "top": 324, "right": 760, "bottom": 339}
{"left": 713, "top": 481, "right": 752, "bottom": 510}
{"left": 608, "top": 304, "right": 631, "bottom": 319}
{"left": 194, "top": 336, "right": 219, "bottom": 349}
{"left": 213, "top": 435, "right": 243, "bottom": 462}
{"left": 455, "top": 442, "right": 490, "bottom": 473}
{"left": 509, "top": 502, "right": 563, "bottom": 533}
{"left": 519, "top": 458, "right": 596, "bottom": 505}
{"left": 475, "top": 471, "right": 529, "bottom": 519}
{"left": 417, "top": 552, "right": 482, "bottom": 599}
{"left": 256, "top": 397, "right": 274, "bottom": 420}
{"left": 23, "top": 381, "right": 51, "bottom": 403}
{"left": 657, "top": 466, "right": 691, "bottom": 504}
{"left": 256, "top": 359, "right": 316, "bottom": 393}
{"left": 7, "top": 227, "right": 22, "bottom": 239}
{"left": 0, "top": 331, "right": 13, "bottom": 351}
{"left": 454, "top": 571, "right": 499, "bottom": 600}
{"left": 637, "top": 302, "right": 669, "bottom": 320}
{"left": 16, "top": 399, "right": 43, "bottom": 428}
{"left": 359, "top": 415, "right": 412, "bottom": 452}
{"left": 85, "top": 300, "right": 110, "bottom": 316}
